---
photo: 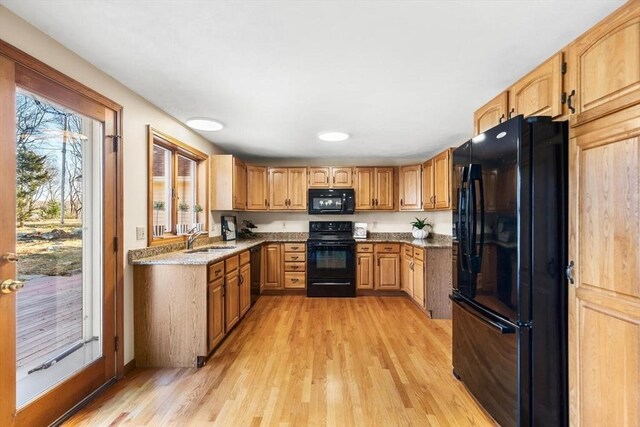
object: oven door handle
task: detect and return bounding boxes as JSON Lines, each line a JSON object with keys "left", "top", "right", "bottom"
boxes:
{"left": 309, "top": 242, "right": 354, "bottom": 247}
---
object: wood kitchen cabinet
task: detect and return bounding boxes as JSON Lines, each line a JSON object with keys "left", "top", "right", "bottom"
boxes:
{"left": 210, "top": 154, "right": 247, "bottom": 211}
{"left": 399, "top": 164, "right": 422, "bottom": 210}
{"left": 246, "top": 164, "right": 269, "bottom": 210}
{"left": 207, "top": 261, "right": 225, "bottom": 351}
{"left": 239, "top": 252, "right": 251, "bottom": 317}
{"left": 263, "top": 243, "right": 282, "bottom": 289}
{"left": 225, "top": 255, "right": 240, "bottom": 331}
{"left": 425, "top": 248, "right": 452, "bottom": 319}
{"left": 269, "top": 167, "right": 307, "bottom": 210}
{"left": 308, "top": 166, "right": 353, "bottom": 188}
{"left": 402, "top": 245, "right": 413, "bottom": 296}
{"left": 355, "top": 167, "right": 394, "bottom": 210}
{"left": 422, "top": 149, "right": 452, "bottom": 211}
{"left": 566, "top": 4, "right": 640, "bottom": 124}
{"left": 473, "top": 91, "right": 508, "bottom": 136}
{"left": 509, "top": 52, "right": 564, "bottom": 119}
{"left": 356, "top": 243, "right": 374, "bottom": 290}
{"left": 283, "top": 243, "right": 306, "bottom": 289}
{"left": 412, "top": 249, "right": 425, "bottom": 308}
{"left": 375, "top": 244, "right": 400, "bottom": 290}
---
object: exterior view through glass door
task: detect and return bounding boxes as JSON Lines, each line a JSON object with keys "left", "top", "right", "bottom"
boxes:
{"left": 0, "top": 48, "right": 121, "bottom": 427}
{"left": 15, "top": 90, "right": 103, "bottom": 407}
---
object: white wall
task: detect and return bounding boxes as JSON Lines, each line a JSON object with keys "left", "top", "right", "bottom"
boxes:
{"left": 230, "top": 210, "right": 452, "bottom": 235}
{"left": 0, "top": 6, "right": 223, "bottom": 365}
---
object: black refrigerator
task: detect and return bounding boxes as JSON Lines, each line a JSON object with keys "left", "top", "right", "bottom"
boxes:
{"left": 451, "top": 115, "right": 568, "bottom": 427}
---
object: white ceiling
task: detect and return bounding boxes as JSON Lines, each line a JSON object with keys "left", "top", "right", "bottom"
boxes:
{"left": 1, "top": 0, "right": 625, "bottom": 163}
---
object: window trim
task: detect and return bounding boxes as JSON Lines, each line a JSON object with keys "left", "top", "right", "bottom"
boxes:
{"left": 147, "top": 125, "right": 207, "bottom": 246}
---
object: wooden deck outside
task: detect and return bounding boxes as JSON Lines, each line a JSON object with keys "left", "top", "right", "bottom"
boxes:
{"left": 16, "top": 274, "right": 83, "bottom": 369}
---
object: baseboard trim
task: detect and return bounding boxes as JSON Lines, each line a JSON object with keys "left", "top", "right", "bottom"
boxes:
{"left": 123, "top": 359, "right": 136, "bottom": 376}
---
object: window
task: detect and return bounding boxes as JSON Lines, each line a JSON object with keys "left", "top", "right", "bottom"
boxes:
{"left": 148, "top": 126, "right": 207, "bottom": 245}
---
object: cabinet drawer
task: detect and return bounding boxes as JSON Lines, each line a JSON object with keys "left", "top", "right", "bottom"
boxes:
{"left": 225, "top": 255, "right": 239, "bottom": 272}
{"left": 284, "top": 243, "right": 305, "bottom": 252}
{"left": 284, "top": 261, "right": 306, "bottom": 272}
{"left": 284, "top": 252, "right": 305, "bottom": 262}
{"left": 357, "top": 243, "right": 373, "bottom": 253}
{"left": 283, "top": 272, "right": 306, "bottom": 289}
{"left": 239, "top": 250, "right": 250, "bottom": 265}
{"left": 404, "top": 245, "right": 414, "bottom": 257}
{"left": 208, "top": 261, "right": 224, "bottom": 282}
{"left": 413, "top": 248, "right": 425, "bottom": 262}
{"left": 375, "top": 243, "right": 400, "bottom": 253}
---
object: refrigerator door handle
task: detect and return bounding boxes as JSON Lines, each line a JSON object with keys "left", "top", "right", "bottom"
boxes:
{"left": 450, "top": 294, "right": 515, "bottom": 334}
{"left": 459, "top": 166, "right": 471, "bottom": 272}
{"left": 468, "top": 164, "right": 485, "bottom": 274}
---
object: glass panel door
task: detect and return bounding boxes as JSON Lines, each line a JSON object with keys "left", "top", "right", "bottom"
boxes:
{"left": 15, "top": 90, "right": 103, "bottom": 407}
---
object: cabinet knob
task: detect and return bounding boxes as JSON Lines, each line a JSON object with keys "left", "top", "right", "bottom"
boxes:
{"left": 400, "top": 198, "right": 404, "bottom": 206}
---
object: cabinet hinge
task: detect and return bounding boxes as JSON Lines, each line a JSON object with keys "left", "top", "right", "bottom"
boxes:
{"left": 561, "top": 92, "right": 567, "bottom": 104}
{"left": 115, "top": 336, "right": 119, "bottom": 352}
{"left": 114, "top": 236, "right": 119, "bottom": 251}
{"left": 106, "top": 134, "right": 121, "bottom": 152}
{"left": 561, "top": 61, "right": 567, "bottom": 75}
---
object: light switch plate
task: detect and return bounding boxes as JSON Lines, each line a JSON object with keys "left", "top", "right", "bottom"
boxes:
{"left": 136, "top": 226, "right": 145, "bottom": 240}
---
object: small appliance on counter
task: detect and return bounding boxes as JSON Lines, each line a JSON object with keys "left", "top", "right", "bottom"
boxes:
{"left": 353, "top": 223, "right": 367, "bottom": 239}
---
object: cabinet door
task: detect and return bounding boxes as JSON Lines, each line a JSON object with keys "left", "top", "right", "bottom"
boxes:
{"left": 287, "top": 167, "right": 308, "bottom": 210}
{"left": 510, "top": 52, "right": 563, "bottom": 119}
{"left": 269, "top": 168, "right": 288, "bottom": 210}
{"left": 473, "top": 91, "right": 508, "bottom": 135}
{"left": 399, "top": 164, "right": 422, "bottom": 211}
{"left": 569, "top": 105, "right": 640, "bottom": 427}
{"left": 239, "top": 263, "right": 251, "bottom": 317}
{"left": 567, "top": 3, "right": 640, "bottom": 123}
{"left": 402, "top": 252, "right": 414, "bottom": 297}
{"left": 246, "top": 165, "right": 268, "bottom": 210}
{"left": 422, "top": 159, "right": 435, "bottom": 210}
{"left": 433, "top": 150, "right": 451, "bottom": 209}
{"left": 233, "top": 158, "right": 247, "bottom": 210}
{"left": 308, "top": 167, "right": 330, "bottom": 188}
{"left": 225, "top": 272, "right": 240, "bottom": 331}
{"left": 207, "top": 278, "right": 225, "bottom": 351}
{"left": 412, "top": 257, "right": 425, "bottom": 308}
{"left": 356, "top": 253, "right": 374, "bottom": 290}
{"left": 375, "top": 167, "right": 394, "bottom": 210}
{"left": 332, "top": 167, "right": 353, "bottom": 188}
{"left": 263, "top": 244, "right": 282, "bottom": 289}
{"left": 376, "top": 254, "right": 400, "bottom": 290}
{"left": 354, "top": 168, "right": 375, "bottom": 210}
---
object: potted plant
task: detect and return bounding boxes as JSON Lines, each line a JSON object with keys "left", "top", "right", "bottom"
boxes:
{"left": 193, "top": 203, "right": 204, "bottom": 232}
{"left": 178, "top": 201, "right": 190, "bottom": 234}
{"left": 153, "top": 201, "right": 166, "bottom": 237}
{"left": 410, "top": 217, "right": 433, "bottom": 239}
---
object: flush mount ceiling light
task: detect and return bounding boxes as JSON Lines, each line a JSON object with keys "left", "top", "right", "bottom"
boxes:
{"left": 186, "top": 118, "right": 224, "bottom": 131}
{"left": 318, "top": 131, "right": 350, "bottom": 142}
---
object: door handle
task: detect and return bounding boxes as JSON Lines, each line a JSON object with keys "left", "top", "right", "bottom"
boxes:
{"left": 2, "top": 253, "right": 18, "bottom": 262}
{"left": 1, "top": 279, "right": 24, "bottom": 294}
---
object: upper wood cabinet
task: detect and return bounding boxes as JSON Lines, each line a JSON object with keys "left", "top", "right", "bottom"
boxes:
{"left": 246, "top": 164, "right": 269, "bottom": 211}
{"left": 308, "top": 166, "right": 354, "bottom": 188}
{"left": 422, "top": 149, "right": 452, "bottom": 211}
{"left": 399, "top": 164, "right": 422, "bottom": 210}
{"left": 473, "top": 91, "right": 508, "bottom": 135}
{"left": 509, "top": 52, "right": 564, "bottom": 119}
{"left": 268, "top": 167, "right": 307, "bottom": 210}
{"left": 566, "top": 3, "right": 640, "bottom": 125}
{"left": 210, "top": 154, "right": 247, "bottom": 211}
{"left": 354, "top": 167, "right": 394, "bottom": 210}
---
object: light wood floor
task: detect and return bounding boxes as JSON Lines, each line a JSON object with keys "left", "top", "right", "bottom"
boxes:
{"left": 65, "top": 296, "right": 495, "bottom": 426}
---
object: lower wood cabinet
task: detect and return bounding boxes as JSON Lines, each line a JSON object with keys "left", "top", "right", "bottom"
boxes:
{"left": 402, "top": 245, "right": 413, "bottom": 296}
{"left": 283, "top": 243, "right": 306, "bottom": 289}
{"left": 225, "top": 256, "right": 240, "bottom": 332}
{"left": 207, "top": 276, "right": 225, "bottom": 351}
{"left": 356, "top": 243, "right": 374, "bottom": 290}
{"left": 239, "top": 256, "right": 251, "bottom": 317}
{"left": 375, "top": 244, "right": 401, "bottom": 290}
{"left": 263, "top": 243, "right": 282, "bottom": 289}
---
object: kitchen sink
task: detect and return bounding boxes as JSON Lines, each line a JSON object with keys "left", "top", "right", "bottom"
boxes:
{"left": 187, "top": 246, "right": 236, "bottom": 253}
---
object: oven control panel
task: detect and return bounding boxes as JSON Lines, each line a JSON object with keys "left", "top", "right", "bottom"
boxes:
{"left": 309, "top": 221, "right": 353, "bottom": 232}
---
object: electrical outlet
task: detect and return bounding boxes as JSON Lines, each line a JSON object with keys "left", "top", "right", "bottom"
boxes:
{"left": 282, "top": 221, "right": 286, "bottom": 229}
{"left": 136, "top": 226, "right": 146, "bottom": 240}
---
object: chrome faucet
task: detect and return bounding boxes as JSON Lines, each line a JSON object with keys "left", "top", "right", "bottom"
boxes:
{"left": 187, "top": 227, "right": 208, "bottom": 250}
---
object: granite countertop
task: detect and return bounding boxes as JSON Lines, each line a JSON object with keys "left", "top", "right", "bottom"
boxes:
{"left": 129, "top": 232, "right": 452, "bottom": 266}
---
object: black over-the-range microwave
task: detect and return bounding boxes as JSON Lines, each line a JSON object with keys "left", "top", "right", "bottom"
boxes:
{"left": 308, "top": 189, "right": 355, "bottom": 215}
